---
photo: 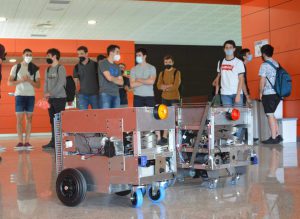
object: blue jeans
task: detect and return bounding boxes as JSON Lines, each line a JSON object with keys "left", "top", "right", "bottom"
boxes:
{"left": 78, "top": 94, "right": 99, "bottom": 110}
{"left": 221, "top": 94, "right": 243, "bottom": 107}
{"left": 99, "top": 93, "right": 120, "bottom": 109}
{"left": 15, "top": 96, "right": 35, "bottom": 113}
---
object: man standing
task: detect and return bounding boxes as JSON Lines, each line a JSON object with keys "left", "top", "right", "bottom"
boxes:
{"left": 239, "top": 48, "right": 253, "bottom": 106}
{"left": 130, "top": 48, "right": 164, "bottom": 145}
{"left": 0, "top": 44, "right": 6, "bottom": 100}
{"left": 74, "top": 46, "right": 99, "bottom": 109}
{"left": 98, "top": 45, "right": 123, "bottom": 109}
{"left": 259, "top": 44, "right": 282, "bottom": 144}
{"left": 8, "top": 49, "right": 40, "bottom": 149}
{"left": 213, "top": 40, "right": 245, "bottom": 106}
{"left": 157, "top": 55, "right": 181, "bottom": 144}
{"left": 43, "top": 48, "right": 67, "bottom": 150}
{"left": 118, "top": 63, "right": 131, "bottom": 107}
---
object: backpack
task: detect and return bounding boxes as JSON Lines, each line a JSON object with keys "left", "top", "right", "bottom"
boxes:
{"left": 265, "top": 60, "right": 292, "bottom": 99}
{"left": 161, "top": 68, "right": 182, "bottom": 95}
{"left": 14, "top": 63, "right": 39, "bottom": 82}
{"left": 47, "top": 65, "right": 76, "bottom": 102}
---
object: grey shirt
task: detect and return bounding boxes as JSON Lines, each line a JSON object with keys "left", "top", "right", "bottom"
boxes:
{"left": 98, "top": 59, "right": 121, "bottom": 96}
{"left": 73, "top": 59, "right": 99, "bottom": 95}
{"left": 259, "top": 58, "right": 279, "bottom": 95}
{"left": 131, "top": 63, "right": 156, "bottom": 97}
{"left": 44, "top": 64, "right": 67, "bottom": 98}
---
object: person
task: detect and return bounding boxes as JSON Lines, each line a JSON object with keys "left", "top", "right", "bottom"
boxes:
{"left": 157, "top": 55, "right": 181, "bottom": 143}
{"left": 130, "top": 48, "right": 164, "bottom": 145}
{"left": 0, "top": 44, "right": 6, "bottom": 100}
{"left": 43, "top": 48, "right": 67, "bottom": 150}
{"left": 7, "top": 49, "right": 40, "bottom": 149}
{"left": 73, "top": 46, "right": 99, "bottom": 110}
{"left": 213, "top": 40, "right": 245, "bottom": 106}
{"left": 259, "top": 44, "right": 282, "bottom": 144}
{"left": 118, "top": 63, "right": 131, "bottom": 107}
{"left": 238, "top": 48, "right": 253, "bottom": 106}
{"left": 98, "top": 45, "right": 123, "bottom": 109}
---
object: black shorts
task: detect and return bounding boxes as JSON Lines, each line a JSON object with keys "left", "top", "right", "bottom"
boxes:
{"left": 161, "top": 98, "right": 179, "bottom": 106}
{"left": 133, "top": 95, "right": 155, "bottom": 107}
{"left": 262, "top": 94, "right": 280, "bottom": 114}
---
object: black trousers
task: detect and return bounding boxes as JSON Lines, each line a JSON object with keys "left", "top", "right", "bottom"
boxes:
{"left": 48, "top": 98, "right": 66, "bottom": 144}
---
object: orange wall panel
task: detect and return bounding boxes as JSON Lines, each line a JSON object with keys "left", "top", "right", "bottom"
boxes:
{"left": 270, "top": 0, "right": 300, "bottom": 30}
{"left": 273, "top": 49, "right": 300, "bottom": 76}
{"left": 241, "top": 0, "right": 269, "bottom": 16}
{"left": 269, "top": 0, "right": 292, "bottom": 7}
{"left": 242, "top": 9, "right": 270, "bottom": 38}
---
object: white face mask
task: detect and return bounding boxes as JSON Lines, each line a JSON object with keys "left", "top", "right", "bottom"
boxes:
{"left": 24, "top": 56, "right": 32, "bottom": 64}
{"left": 113, "top": 54, "right": 121, "bottom": 62}
{"left": 136, "top": 56, "right": 143, "bottom": 64}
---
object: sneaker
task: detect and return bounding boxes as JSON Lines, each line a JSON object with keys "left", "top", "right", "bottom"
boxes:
{"left": 157, "top": 137, "right": 168, "bottom": 146}
{"left": 24, "top": 142, "right": 33, "bottom": 149}
{"left": 262, "top": 137, "right": 279, "bottom": 144}
{"left": 14, "top": 142, "right": 24, "bottom": 150}
{"left": 276, "top": 135, "right": 283, "bottom": 143}
{"left": 42, "top": 142, "right": 54, "bottom": 150}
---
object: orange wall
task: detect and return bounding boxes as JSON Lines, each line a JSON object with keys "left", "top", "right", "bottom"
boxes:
{"left": 0, "top": 39, "right": 135, "bottom": 134}
{"left": 241, "top": 0, "right": 300, "bottom": 136}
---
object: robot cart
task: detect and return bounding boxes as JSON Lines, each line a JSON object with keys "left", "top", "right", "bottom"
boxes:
{"left": 54, "top": 106, "right": 177, "bottom": 207}
{"left": 176, "top": 103, "right": 254, "bottom": 189}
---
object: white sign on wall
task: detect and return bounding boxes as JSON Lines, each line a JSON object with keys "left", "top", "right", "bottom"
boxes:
{"left": 254, "top": 39, "right": 269, "bottom": 57}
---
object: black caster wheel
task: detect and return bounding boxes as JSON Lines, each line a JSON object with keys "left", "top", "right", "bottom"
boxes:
{"left": 131, "top": 189, "right": 143, "bottom": 208}
{"left": 115, "top": 190, "right": 131, "bottom": 196}
{"left": 147, "top": 186, "right": 166, "bottom": 203}
{"left": 56, "top": 168, "right": 87, "bottom": 207}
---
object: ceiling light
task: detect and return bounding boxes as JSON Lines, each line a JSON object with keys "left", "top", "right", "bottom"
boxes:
{"left": 88, "top": 20, "right": 97, "bottom": 25}
{"left": 9, "top": 59, "right": 16, "bottom": 63}
{"left": 0, "top": 17, "right": 7, "bottom": 22}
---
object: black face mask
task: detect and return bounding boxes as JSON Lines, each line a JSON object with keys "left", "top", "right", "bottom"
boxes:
{"left": 79, "top": 57, "right": 86, "bottom": 63}
{"left": 165, "top": 64, "right": 173, "bottom": 70}
{"left": 46, "top": 58, "right": 53, "bottom": 64}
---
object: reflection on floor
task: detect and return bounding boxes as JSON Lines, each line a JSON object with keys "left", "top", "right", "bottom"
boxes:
{"left": 0, "top": 137, "right": 299, "bottom": 219}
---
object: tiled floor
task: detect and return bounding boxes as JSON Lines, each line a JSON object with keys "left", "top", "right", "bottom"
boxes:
{"left": 0, "top": 137, "right": 299, "bottom": 219}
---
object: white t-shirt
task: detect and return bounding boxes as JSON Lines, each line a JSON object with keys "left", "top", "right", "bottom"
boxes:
{"left": 10, "top": 64, "right": 40, "bottom": 96}
{"left": 217, "top": 57, "right": 245, "bottom": 95}
{"left": 259, "top": 58, "right": 279, "bottom": 95}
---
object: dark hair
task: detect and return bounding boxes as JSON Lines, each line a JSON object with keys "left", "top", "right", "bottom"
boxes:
{"left": 164, "top": 55, "right": 174, "bottom": 61}
{"left": 107, "top": 45, "right": 120, "bottom": 56}
{"left": 97, "top": 54, "right": 106, "bottom": 62}
{"left": 136, "top": 48, "right": 147, "bottom": 56}
{"left": 118, "top": 63, "right": 126, "bottom": 67}
{"left": 77, "top": 46, "right": 88, "bottom": 53}
{"left": 223, "top": 40, "right": 236, "bottom": 48}
{"left": 261, "top": 44, "right": 274, "bottom": 57}
{"left": 238, "top": 48, "right": 250, "bottom": 61}
{"left": 47, "top": 48, "right": 61, "bottom": 60}
{"left": 23, "top": 48, "right": 32, "bottom": 54}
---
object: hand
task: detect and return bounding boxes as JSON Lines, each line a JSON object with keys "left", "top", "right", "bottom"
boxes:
{"left": 22, "top": 75, "right": 30, "bottom": 82}
{"left": 259, "top": 93, "right": 263, "bottom": 101}
{"left": 235, "top": 95, "right": 241, "bottom": 104}
{"left": 246, "top": 96, "right": 253, "bottom": 107}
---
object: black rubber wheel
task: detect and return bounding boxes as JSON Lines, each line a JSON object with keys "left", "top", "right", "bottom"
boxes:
{"left": 56, "top": 168, "right": 87, "bottom": 207}
{"left": 115, "top": 190, "right": 131, "bottom": 196}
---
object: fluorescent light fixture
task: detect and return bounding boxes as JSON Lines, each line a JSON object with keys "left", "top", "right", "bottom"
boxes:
{"left": 88, "top": 20, "right": 97, "bottom": 25}
{"left": 9, "top": 59, "right": 17, "bottom": 63}
{"left": 0, "top": 17, "right": 7, "bottom": 22}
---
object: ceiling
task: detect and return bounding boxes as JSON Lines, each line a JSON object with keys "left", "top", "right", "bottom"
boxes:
{"left": 0, "top": 0, "right": 241, "bottom": 46}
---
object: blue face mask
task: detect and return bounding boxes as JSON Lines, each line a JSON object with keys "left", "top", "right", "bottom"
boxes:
{"left": 225, "top": 49, "right": 234, "bottom": 56}
{"left": 247, "top": 54, "right": 253, "bottom": 62}
{"left": 136, "top": 56, "right": 143, "bottom": 64}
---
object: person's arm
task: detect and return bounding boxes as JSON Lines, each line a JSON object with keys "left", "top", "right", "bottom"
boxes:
{"left": 214, "top": 73, "right": 221, "bottom": 95}
{"left": 7, "top": 65, "right": 24, "bottom": 86}
{"left": 102, "top": 71, "right": 123, "bottom": 85}
{"left": 136, "top": 75, "right": 156, "bottom": 85}
{"left": 24, "top": 75, "right": 40, "bottom": 88}
{"left": 235, "top": 74, "right": 244, "bottom": 103}
{"left": 157, "top": 72, "right": 165, "bottom": 90}
{"left": 73, "top": 65, "right": 80, "bottom": 92}
{"left": 129, "top": 68, "right": 143, "bottom": 88}
{"left": 48, "top": 66, "right": 66, "bottom": 96}
{"left": 259, "top": 77, "right": 266, "bottom": 101}
{"left": 165, "top": 71, "right": 181, "bottom": 92}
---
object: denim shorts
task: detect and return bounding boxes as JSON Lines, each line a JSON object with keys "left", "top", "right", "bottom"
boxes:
{"left": 15, "top": 96, "right": 35, "bottom": 113}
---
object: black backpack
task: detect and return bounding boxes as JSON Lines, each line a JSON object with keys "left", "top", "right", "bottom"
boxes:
{"left": 47, "top": 65, "right": 76, "bottom": 102}
{"left": 161, "top": 68, "right": 182, "bottom": 95}
{"left": 14, "top": 62, "right": 39, "bottom": 82}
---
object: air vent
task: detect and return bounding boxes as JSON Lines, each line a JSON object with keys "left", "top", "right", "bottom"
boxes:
{"left": 31, "top": 34, "right": 47, "bottom": 37}
{"left": 49, "top": 0, "right": 71, "bottom": 4}
{"left": 36, "top": 23, "right": 53, "bottom": 29}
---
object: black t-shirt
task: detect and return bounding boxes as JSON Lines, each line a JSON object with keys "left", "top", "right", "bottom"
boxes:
{"left": 119, "top": 76, "right": 130, "bottom": 105}
{"left": 73, "top": 59, "right": 99, "bottom": 95}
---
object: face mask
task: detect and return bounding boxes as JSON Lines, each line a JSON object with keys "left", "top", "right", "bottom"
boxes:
{"left": 247, "top": 54, "right": 253, "bottom": 62}
{"left": 46, "top": 58, "right": 53, "bottom": 64}
{"left": 24, "top": 56, "right": 32, "bottom": 64}
{"left": 79, "top": 57, "right": 86, "bottom": 63}
{"left": 136, "top": 56, "right": 143, "bottom": 64}
{"left": 113, "top": 54, "right": 121, "bottom": 62}
{"left": 225, "top": 49, "right": 234, "bottom": 56}
{"left": 165, "top": 64, "right": 173, "bottom": 70}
